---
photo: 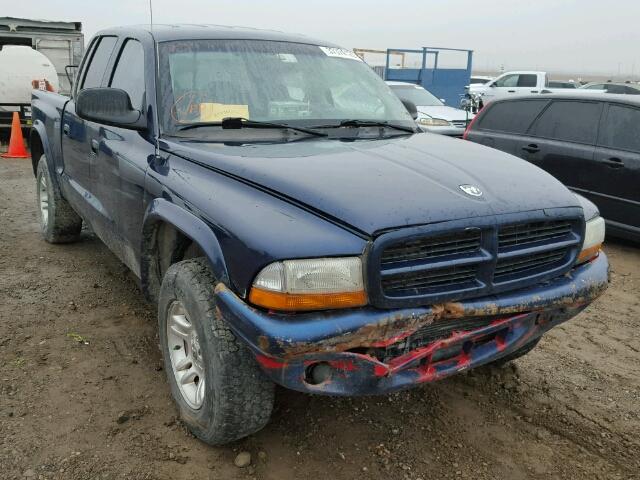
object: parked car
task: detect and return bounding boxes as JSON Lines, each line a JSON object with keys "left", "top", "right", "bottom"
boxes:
{"left": 31, "top": 25, "right": 608, "bottom": 445}
{"left": 548, "top": 81, "right": 578, "bottom": 89}
{"left": 387, "top": 81, "right": 473, "bottom": 136}
{"left": 581, "top": 82, "right": 640, "bottom": 95}
{"left": 464, "top": 94, "right": 640, "bottom": 241}
{"left": 470, "top": 71, "right": 603, "bottom": 102}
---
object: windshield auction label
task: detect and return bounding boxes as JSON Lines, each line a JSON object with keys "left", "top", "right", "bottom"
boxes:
{"left": 200, "top": 103, "right": 249, "bottom": 122}
{"left": 319, "top": 46, "right": 363, "bottom": 62}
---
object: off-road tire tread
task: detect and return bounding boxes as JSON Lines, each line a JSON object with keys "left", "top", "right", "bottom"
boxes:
{"left": 36, "top": 155, "right": 82, "bottom": 243}
{"left": 159, "top": 258, "right": 274, "bottom": 445}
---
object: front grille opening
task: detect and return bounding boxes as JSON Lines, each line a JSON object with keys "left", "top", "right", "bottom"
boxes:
{"left": 381, "top": 230, "right": 481, "bottom": 266}
{"left": 495, "top": 248, "right": 568, "bottom": 281}
{"left": 382, "top": 265, "right": 478, "bottom": 296}
{"left": 499, "top": 221, "right": 573, "bottom": 250}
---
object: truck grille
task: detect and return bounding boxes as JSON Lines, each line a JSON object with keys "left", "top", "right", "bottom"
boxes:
{"left": 498, "top": 221, "right": 573, "bottom": 249}
{"left": 495, "top": 247, "right": 568, "bottom": 281}
{"left": 371, "top": 214, "right": 582, "bottom": 308}
{"left": 381, "top": 230, "right": 481, "bottom": 266}
{"left": 382, "top": 264, "right": 478, "bottom": 295}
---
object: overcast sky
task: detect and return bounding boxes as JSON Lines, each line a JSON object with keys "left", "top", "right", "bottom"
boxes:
{"left": 5, "top": 0, "right": 640, "bottom": 77}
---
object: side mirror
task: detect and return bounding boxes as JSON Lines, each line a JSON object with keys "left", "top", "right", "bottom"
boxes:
{"left": 440, "top": 98, "right": 446, "bottom": 104}
{"left": 401, "top": 99, "right": 418, "bottom": 120}
{"left": 76, "top": 87, "right": 146, "bottom": 130}
{"left": 489, "top": 83, "right": 496, "bottom": 88}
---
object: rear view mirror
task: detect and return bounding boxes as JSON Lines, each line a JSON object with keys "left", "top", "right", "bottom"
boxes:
{"left": 401, "top": 99, "right": 418, "bottom": 120}
{"left": 76, "top": 87, "right": 146, "bottom": 130}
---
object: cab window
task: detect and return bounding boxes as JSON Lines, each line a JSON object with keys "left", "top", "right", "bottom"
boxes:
{"left": 80, "top": 36, "right": 118, "bottom": 90}
{"left": 109, "top": 39, "right": 146, "bottom": 111}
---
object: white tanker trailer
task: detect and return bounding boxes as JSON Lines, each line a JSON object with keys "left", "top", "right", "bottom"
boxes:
{"left": 0, "top": 45, "right": 59, "bottom": 131}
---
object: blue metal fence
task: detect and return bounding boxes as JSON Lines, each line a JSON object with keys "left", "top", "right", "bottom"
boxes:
{"left": 385, "top": 47, "right": 473, "bottom": 106}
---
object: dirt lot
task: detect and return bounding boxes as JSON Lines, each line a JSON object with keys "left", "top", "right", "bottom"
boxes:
{"left": 1, "top": 156, "right": 639, "bottom": 480}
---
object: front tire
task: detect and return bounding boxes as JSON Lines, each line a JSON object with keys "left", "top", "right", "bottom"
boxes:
{"left": 158, "top": 258, "right": 275, "bottom": 445}
{"left": 36, "top": 154, "right": 82, "bottom": 243}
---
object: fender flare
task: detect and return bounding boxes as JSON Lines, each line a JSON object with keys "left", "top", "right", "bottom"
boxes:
{"left": 140, "top": 198, "right": 230, "bottom": 301}
{"left": 29, "top": 120, "right": 56, "bottom": 177}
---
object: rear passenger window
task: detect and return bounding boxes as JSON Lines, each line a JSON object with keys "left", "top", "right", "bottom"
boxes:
{"left": 477, "top": 100, "right": 548, "bottom": 134}
{"left": 81, "top": 36, "right": 117, "bottom": 90}
{"left": 517, "top": 74, "right": 537, "bottom": 88}
{"left": 110, "top": 39, "right": 145, "bottom": 111}
{"left": 532, "top": 101, "right": 602, "bottom": 144}
{"left": 599, "top": 104, "right": 640, "bottom": 152}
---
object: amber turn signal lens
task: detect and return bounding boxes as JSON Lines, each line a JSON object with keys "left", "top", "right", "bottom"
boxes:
{"left": 249, "top": 287, "right": 367, "bottom": 312}
{"left": 576, "top": 244, "right": 601, "bottom": 265}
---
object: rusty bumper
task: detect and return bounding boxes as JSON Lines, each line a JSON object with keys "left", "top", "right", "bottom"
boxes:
{"left": 214, "top": 253, "right": 609, "bottom": 395}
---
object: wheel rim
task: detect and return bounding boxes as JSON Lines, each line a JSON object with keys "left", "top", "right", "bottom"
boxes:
{"left": 167, "top": 301, "right": 205, "bottom": 409}
{"left": 38, "top": 174, "right": 49, "bottom": 228}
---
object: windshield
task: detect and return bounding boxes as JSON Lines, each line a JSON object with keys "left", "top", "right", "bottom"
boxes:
{"left": 389, "top": 85, "right": 443, "bottom": 107}
{"left": 158, "top": 40, "right": 415, "bottom": 134}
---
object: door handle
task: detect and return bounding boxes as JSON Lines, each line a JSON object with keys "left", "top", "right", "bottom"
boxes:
{"left": 90, "top": 139, "right": 99, "bottom": 153}
{"left": 603, "top": 157, "right": 624, "bottom": 168}
{"left": 530, "top": 90, "right": 539, "bottom": 93}
{"left": 508, "top": 90, "right": 516, "bottom": 93}
{"left": 63, "top": 124, "right": 70, "bottom": 135}
{"left": 522, "top": 144, "right": 540, "bottom": 153}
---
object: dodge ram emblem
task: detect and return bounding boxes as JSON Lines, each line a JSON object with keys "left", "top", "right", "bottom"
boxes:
{"left": 459, "top": 184, "right": 483, "bottom": 197}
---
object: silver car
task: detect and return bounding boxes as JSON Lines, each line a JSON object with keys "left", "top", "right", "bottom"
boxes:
{"left": 386, "top": 81, "right": 474, "bottom": 137}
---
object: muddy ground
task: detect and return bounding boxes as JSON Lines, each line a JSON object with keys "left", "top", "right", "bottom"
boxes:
{"left": 0, "top": 156, "right": 638, "bottom": 480}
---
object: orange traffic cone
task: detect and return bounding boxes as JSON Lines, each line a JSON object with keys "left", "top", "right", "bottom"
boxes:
{"left": 2, "top": 112, "right": 29, "bottom": 159}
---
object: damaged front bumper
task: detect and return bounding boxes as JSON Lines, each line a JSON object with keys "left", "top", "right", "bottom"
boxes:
{"left": 214, "top": 253, "right": 609, "bottom": 396}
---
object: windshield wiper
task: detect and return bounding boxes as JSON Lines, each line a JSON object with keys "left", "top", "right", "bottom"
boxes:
{"left": 177, "top": 117, "right": 328, "bottom": 137}
{"left": 311, "top": 119, "right": 418, "bottom": 134}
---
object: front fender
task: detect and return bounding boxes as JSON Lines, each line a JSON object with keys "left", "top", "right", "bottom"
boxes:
{"left": 30, "top": 121, "right": 55, "bottom": 176}
{"left": 141, "top": 198, "right": 230, "bottom": 301}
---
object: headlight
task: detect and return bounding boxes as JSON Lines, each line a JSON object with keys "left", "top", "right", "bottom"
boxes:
{"left": 249, "top": 257, "right": 367, "bottom": 312}
{"left": 418, "top": 118, "right": 451, "bottom": 127}
{"left": 577, "top": 216, "right": 605, "bottom": 264}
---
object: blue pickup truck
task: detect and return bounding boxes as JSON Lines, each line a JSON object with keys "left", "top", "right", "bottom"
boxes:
{"left": 30, "top": 25, "right": 609, "bottom": 445}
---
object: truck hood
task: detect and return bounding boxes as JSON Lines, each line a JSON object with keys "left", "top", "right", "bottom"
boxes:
{"left": 165, "top": 133, "right": 580, "bottom": 236}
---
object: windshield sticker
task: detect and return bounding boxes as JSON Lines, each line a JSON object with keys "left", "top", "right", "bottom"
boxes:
{"left": 278, "top": 53, "right": 298, "bottom": 63}
{"left": 200, "top": 103, "right": 249, "bottom": 122}
{"left": 319, "top": 46, "right": 363, "bottom": 62}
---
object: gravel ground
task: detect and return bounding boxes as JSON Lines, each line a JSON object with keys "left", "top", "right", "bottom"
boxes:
{"left": 1, "top": 156, "right": 638, "bottom": 480}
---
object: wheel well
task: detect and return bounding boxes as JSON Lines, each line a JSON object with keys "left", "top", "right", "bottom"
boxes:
{"left": 30, "top": 131, "right": 44, "bottom": 176}
{"left": 142, "top": 221, "right": 205, "bottom": 302}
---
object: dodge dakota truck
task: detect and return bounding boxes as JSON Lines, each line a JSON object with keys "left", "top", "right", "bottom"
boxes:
{"left": 30, "top": 25, "right": 609, "bottom": 445}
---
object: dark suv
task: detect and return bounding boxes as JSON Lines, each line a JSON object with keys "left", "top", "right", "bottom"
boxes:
{"left": 465, "top": 94, "right": 640, "bottom": 241}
